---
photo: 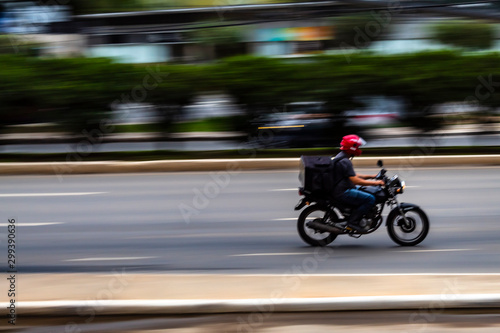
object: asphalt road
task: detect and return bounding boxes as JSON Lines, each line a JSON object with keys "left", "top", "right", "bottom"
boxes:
{"left": 1, "top": 166, "right": 499, "bottom": 275}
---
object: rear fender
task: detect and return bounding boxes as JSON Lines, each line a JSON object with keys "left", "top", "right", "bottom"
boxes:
{"left": 294, "top": 198, "right": 308, "bottom": 211}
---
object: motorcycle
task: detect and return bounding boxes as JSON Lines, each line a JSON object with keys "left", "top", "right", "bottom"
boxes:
{"left": 295, "top": 160, "right": 429, "bottom": 246}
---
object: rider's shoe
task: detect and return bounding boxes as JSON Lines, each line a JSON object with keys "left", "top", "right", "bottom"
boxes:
{"left": 346, "top": 218, "right": 370, "bottom": 233}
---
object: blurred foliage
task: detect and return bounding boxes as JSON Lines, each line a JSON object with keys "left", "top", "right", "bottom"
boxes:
{"left": 1, "top": 51, "right": 500, "bottom": 137}
{"left": 69, "top": 0, "right": 292, "bottom": 14}
{"left": 172, "top": 115, "right": 248, "bottom": 133}
{"left": 0, "top": 35, "right": 42, "bottom": 56}
{"left": 70, "top": 0, "right": 146, "bottom": 15}
{"left": 430, "top": 21, "right": 495, "bottom": 50}
{"left": 184, "top": 23, "right": 247, "bottom": 60}
{"left": 0, "top": 56, "right": 204, "bottom": 135}
{"left": 331, "top": 13, "right": 393, "bottom": 49}
{"left": 215, "top": 51, "right": 500, "bottom": 133}
{"left": 215, "top": 56, "right": 297, "bottom": 110}
{"left": 144, "top": 64, "right": 205, "bottom": 134}
{"left": 0, "top": 55, "right": 138, "bottom": 135}
{"left": 186, "top": 22, "right": 245, "bottom": 46}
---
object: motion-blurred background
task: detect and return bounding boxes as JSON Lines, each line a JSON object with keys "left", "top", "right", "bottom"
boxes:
{"left": 2, "top": 3, "right": 500, "bottom": 332}
{"left": 0, "top": 0, "right": 499, "bottom": 153}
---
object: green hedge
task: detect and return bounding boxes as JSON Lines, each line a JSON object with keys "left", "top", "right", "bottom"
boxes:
{"left": 215, "top": 52, "right": 500, "bottom": 132}
{"left": 0, "top": 56, "right": 203, "bottom": 134}
{"left": 2, "top": 51, "right": 500, "bottom": 135}
{"left": 430, "top": 22, "right": 495, "bottom": 50}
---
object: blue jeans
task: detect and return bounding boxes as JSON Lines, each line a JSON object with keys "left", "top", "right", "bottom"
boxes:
{"left": 338, "top": 188, "right": 376, "bottom": 221}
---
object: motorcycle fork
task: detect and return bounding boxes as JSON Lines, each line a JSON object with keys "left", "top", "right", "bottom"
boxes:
{"left": 394, "top": 198, "right": 411, "bottom": 227}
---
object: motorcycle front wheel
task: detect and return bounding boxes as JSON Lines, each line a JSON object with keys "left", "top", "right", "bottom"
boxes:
{"left": 387, "top": 207, "right": 429, "bottom": 246}
{"left": 297, "top": 205, "right": 338, "bottom": 247}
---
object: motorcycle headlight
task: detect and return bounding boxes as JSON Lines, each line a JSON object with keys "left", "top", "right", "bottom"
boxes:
{"left": 396, "top": 181, "right": 406, "bottom": 194}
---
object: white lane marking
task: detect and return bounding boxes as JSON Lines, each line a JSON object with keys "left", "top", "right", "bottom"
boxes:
{"left": 269, "top": 188, "right": 298, "bottom": 192}
{"left": 0, "top": 192, "right": 106, "bottom": 197}
{"left": 64, "top": 257, "right": 157, "bottom": 262}
{"left": 230, "top": 253, "right": 312, "bottom": 257}
{"left": 128, "top": 231, "right": 297, "bottom": 239}
{"left": 0, "top": 222, "right": 64, "bottom": 227}
{"left": 398, "top": 249, "right": 477, "bottom": 253}
{"left": 273, "top": 218, "right": 297, "bottom": 221}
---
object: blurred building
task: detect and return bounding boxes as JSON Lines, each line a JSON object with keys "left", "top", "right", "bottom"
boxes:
{"left": 0, "top": 1, "right": 84, "bottom": 56}
{"left": 1, "top": 1, "right": 500, "bottom": 62}
{"left": 72, "top": 1, "right": 341, "bottom": 63}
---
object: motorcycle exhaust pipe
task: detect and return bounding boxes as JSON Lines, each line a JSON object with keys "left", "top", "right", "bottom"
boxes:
{"left": 306, "top": 221, "right": 342, "bottom": 234}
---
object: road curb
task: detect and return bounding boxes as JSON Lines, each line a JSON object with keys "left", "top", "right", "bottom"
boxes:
{"left": 5, "top": 273, "right": 500, "bottom": 317}
{"left": 7, "top": 294, "right": 500, "bottom": 316}
{"left": 0, "top": 155, "right": 499, "bottom": 175}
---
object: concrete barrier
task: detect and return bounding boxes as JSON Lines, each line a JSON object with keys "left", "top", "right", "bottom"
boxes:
{"left": 9, "top": 294, "right": 500, "bottom": 316}
{"left": 0, "top": 155, "right": 499, "bottom": 175}
{"left": 2, "top": 273, "right": 500, "bottom": 316}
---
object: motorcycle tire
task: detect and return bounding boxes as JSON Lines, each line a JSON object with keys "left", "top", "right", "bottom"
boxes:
{"left": 387, "top": 206, "right": 429, "bottom": 246}
{"left": 297, "top": 205, "right": 338, "bottom": 247}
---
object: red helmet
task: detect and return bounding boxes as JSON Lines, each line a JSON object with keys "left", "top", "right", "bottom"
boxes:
{"left": 340, "top": 134, "right": 366, "bottom": 156}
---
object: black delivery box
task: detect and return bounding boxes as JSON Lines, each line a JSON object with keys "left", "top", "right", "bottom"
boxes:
{"left": 299, "top": 155, "right": 334, "bottom": 195}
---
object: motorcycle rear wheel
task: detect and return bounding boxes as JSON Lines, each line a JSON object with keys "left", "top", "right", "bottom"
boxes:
{"left": 297, "top": 205, "right": 338, "bottom": 247}
{"left": 387, "top": 207, "right": 429, "bottom": 246}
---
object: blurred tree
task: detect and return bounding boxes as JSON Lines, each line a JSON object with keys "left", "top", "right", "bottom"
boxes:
{"left": 144, "top": 64, "right": 202, "bottom": 136}
{"left": 0, "top": 35, "right": 42, "bottom": 56}
{"left": 430, "top": 21, "right": 495, "bottom": 50}
{"left": 214, "top": 56, "right": 302, "bottom": 137}
{"left": 217, "top": 51, "right": 500, "bottom": 136}
{"left": 0, "top": 56, "right": 41, "bottom": 130}
{"left": 33, "top": 57, "right": 139, "bottom": 137}
{"left": 2, "top": 51, "right": 500, "bottom": 141}
{"left": 331, "top": 12, "right": 393, "bottom": 49}
{"left": 70, "top": 0, "right": 146, "bottom": 14}
{"left": 185, "top": 23, "right": 247, "bottom": 60}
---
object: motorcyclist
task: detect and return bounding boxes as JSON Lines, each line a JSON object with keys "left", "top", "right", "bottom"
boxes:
{"left": 332, "top": 134, "right": 384, "bottom": 232}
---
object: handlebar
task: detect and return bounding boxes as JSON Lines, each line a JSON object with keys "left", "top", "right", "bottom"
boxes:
{"left": 376, "top": 168, "right": 387, "bottom": 180}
